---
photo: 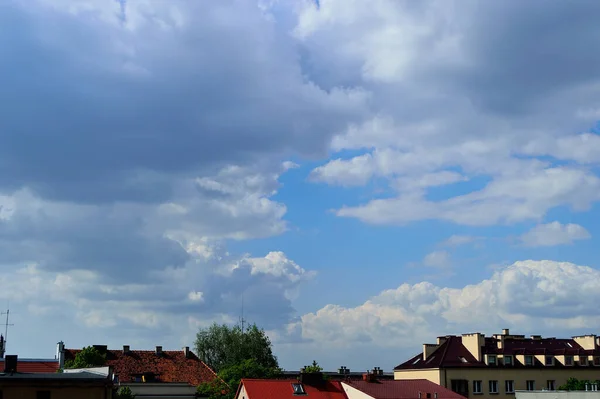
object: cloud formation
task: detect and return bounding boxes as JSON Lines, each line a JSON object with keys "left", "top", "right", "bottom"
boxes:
{"left": 520, "top": 222, "right": 591, "bottom": 247}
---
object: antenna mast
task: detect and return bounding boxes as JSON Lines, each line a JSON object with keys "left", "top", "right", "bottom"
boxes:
{"left": 0, "top": 305, "right": 13, "bottom": 357}
{"left": 240, "top": 293, "right": 246, "bottom": 334}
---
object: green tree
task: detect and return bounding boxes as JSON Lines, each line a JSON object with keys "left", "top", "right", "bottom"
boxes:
{"left": 116, "top": 386, "right": 136, "bottom": 399}
{"left": 64, "top": 346, "right": 106, "bottom": 369}
{"left": 195, "top": 323, "right": 281, "bottom": 399}
{"left": 303, "top": 360, "right": 323, "bottom": 373}
{"left": 558, "top": 378, "right": 600, "bottom": 391}
{"left": 195, "top": 323, "right": 278, "bottom": 373}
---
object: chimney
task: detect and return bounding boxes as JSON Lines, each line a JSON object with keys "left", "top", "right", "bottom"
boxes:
{"left": 462, "top": 333, "right": 484, "bottom": 362}
{"left": 0, "top": 335, "right": 5, "bottom": 359}
{"left": 155, "top": 346, "right": 163, "bottom": 356}
{"left": 372, "top": 367, "right": 383, "bottom": 376}
{"left": 423, "top": 344, "right": 439, "bottom": 360}
{"left": 502, "top": 328, "right": 510, "bottom": 336}
{"left": 4, "top": 355, "right": 17, "bottom": 373}
{"left": 362, "top": 371, "right": 377, "bottom": 383}
{"left": 183, "top": 346, "right": 190, "bottom": 358}
{"left": 436, "top": 336, "right": 448, "bottom": 345}
{"left": 56, "top": 341, "right": 65, "bottom": 369}
{"left": 123, "top": 345, "right": 130, "bottom": 354}
{"left": 93, "top": 345, "right": 108, "bottom": 354}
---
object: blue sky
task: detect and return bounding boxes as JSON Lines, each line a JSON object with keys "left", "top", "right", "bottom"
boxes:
{"left": 2, "top": 0, "right": 600, "bottom": 372}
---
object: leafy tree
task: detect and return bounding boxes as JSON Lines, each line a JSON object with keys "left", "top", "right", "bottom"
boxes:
{"left": 303, "top": 360, "right": 323, "bottom": 373}
{"left": 64, "top": 346, "right": 106, "bottom": 369}
{"left": 195, "top": 323, "right": 278, "bottom": 373}
{"left": 115, "top": 386, "right": 136, "bottom": 399}
{"left": 195, "top": 323, "right": 281, "bottom": 399}
{"left": 558, "top": 378, "right": 600, "bottom": 391}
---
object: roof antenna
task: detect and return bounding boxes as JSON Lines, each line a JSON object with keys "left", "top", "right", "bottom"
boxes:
{"left": 239, "top": 292, "right": 246, "bottom": 334}
{"left": 1, "top": 303, "right": 14, "bottom": 358}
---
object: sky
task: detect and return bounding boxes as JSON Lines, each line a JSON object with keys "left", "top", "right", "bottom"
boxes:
{"left": 2, "top": 0, "right": 600, "bottom": 372}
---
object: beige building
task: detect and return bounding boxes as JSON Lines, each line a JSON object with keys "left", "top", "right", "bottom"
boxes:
{"left": 395, "top": 329, "right": 600, "bottom": 399}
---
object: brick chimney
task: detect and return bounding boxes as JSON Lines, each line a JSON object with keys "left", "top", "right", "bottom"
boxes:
{"left": 155, "top": 346, "right": 163, "bottom": 356}
{"left": 123, "top": 345, "right": 130, "bottom": 354}
{"left": 4, "top": 355, "right": 17, "bottom": 373}
{"left": 362, "top": 371, "right": 377, "bottom": 383}
{"left": 183, "top": 346, "right": 191, "bottom": 358}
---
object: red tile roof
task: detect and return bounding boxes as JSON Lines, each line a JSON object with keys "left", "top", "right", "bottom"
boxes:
{"left": 65, "top": 348, "right": 217, "bottom": 386}
{"left": 346, "top": 379, "right": 466, "bottom": 399}
{"left": 0, "top": 359, "right": 60, "bottom": 373}
{"left": 241, "top": 379, "right": 347, "bottom": 399}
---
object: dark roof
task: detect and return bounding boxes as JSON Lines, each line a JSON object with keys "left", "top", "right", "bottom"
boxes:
{"left": 241, "top": 379, "right": 347, "bottom": 399}
{"left": 65, "top": 348, "right": 217, "bottom": 385}
{"left": 278, "top": 371, "right": 394, "bottom": 381}
{"left": 0, "top": 359, "right": 59, "bottom": 373}
{"left": 346, "top": 379, "right": 466, "bottom": 399}
{"left": 395, "top": 335, "right": 600, "bottom": 370}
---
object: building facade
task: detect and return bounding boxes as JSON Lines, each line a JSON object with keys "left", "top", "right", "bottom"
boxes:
{"left": 395, "top": 329, "right": 600, "bottom": 399}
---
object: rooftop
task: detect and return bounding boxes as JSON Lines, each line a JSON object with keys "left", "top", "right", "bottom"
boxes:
{"left": 345, "top": 379, "right": 467, "bottom": 399}
{"left": 241, "top": 378, "right": 347, "bottom": 399}
{"left": 0, "top": 358, "right": 59, "bottom": 373}
{"left": 64, "top": 346, "right": 217, "bottom": 385}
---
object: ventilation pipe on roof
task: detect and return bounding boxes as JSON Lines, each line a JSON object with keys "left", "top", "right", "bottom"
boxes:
{"left": 183, "top": 346, "right": 190, "bottom": 358}
{"left": 56, "top": 341, "right": 65, "bottom": 369}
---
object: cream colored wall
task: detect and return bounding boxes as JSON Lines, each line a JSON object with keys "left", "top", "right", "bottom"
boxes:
{"left": 126, "top": 382, "right": 196, "bottom": 397}
{"left": 573, "top": 336, "right": 597, "bottom": 350}
{"left": 0, "top": 386, "right": 109, "bottom": 399}
{"left": 342, "top": 381, "right": 377, "bottom": 399}
{"left": 444, "top": 368, "right": 600, "bottom": 399}
{"left": 462, "top": 334, "right": 484, "bottom": 362}
{"left": 394, "top": 369, "right": 441, "bottom": 384}
{"left": 236, "top": 384, "right": 248, "bottom": 399}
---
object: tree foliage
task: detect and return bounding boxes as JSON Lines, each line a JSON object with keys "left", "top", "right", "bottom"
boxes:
{"left": 195, "top": 323, "right": 281, "bottom": 399}
{"left": 303, "top": 360, "right": 323, "bottom": 373}
{"left": 558, "top": 378, "right": 600, "bottom": 391}
{"left": 64, "top": 346, "right": 106, "bottom": 369}
{"left": 115, "top": 386, "right": 136, "bottom": 399}
{"left": 195, "top": 323, "right": 278, "bottom": 373}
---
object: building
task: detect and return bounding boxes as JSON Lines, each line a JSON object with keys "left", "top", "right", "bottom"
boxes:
{"left": 516, "top": 390, "right": 600, "bottom": 399}
{"left": 278, "top": 367, "right": 395, "bottom": 381}
{"left": 394, "top": 329, "right": 600, "bottom": 399}
{"left": 0, "top": 356, "right": 113, "bottom": 399}
{"left": 62, "top": 343, "right": 218, "bottom": 398}
{"left": 0, "top": 358, "right": 59, "bottom": 373}
{"left": 238, "top": 371, "right": 465, "bottom": 399}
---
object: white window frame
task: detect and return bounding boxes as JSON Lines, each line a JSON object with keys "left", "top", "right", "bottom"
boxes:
{"left": 526, "top": 380, "right": 535, "bottom": 391}
{"left": 505, "top": 380, "right": 514, "bottom": 393}
{"left": 489, "top": 380, "right": 499, "bottom": 394}
{"left": 473, "top": 380, "right": 482, "bottom": 394}
{"left": 504, "top": 355, "right": 513, "bottom": 366}
{"left": 580, "top": 356, "right": 588, "bottom": 366}
{"left": 565, "top": 356, "right": 573, "bottom": 366}
{"left": 547, "top": 380, "right": 555, "bottom": 391}
{"left": 545, "top": 356, "right": 554, "bottom": 366}
{"left": 487, "top": 355, "right": 497, "bottom": 366}
{"left": 525, "top": 355, "right": 533, "bottom": 366}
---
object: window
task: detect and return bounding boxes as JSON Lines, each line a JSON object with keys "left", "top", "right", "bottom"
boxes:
{"left": 545, "top": 356, "right": 554, "bottom": 366}
{"left": 505, "top": 380, "right": 514, "bottom": 393}
{"left": 526, "top": 380, "right": 535, "bottom": 391}
{"left": 473, "top": 380, "right": 482, "bottom": 394}
{"left": 565, "top": 356, "right": 573, "bottom": 366}
{"left": 595, "top": 356, "right": 600, "bottom": 366}
{"left": 504, "top": 355, "right": 513, "bottom": 365}
{"left": 36, "top": 392, "right": 51, "bottom": 399}
{"left": 292, "top": 384, "right": 306, "bottom": 395}
{"left": 451, "top": 380, "right": 468, "bottom": 395}
{"left": 525, "top": 355, "right": 534, "bottom": 366}
{"left": 581, "top": 356, "right": 588, "bottom": 366}
{"left": 487, "top": 355, "right": 497, "bottom": 366}
{"left": 489, "top": 380, "right": 498, "bottom": 394}
{"left": 458, "top": 356, "right": 468, "bottom": 363}
{"left": 547, "top": 380, "right": 555, "bottom": 391}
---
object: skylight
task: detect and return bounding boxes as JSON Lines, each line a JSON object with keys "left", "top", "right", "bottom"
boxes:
{"left": 292, "top": 383, "right": 306, "bottom": 395}
{"left": 426, "top": 356, "right": 436, "bottom": 364}
{"left": 459, "top": 357, "right": 468, "bottom": 363}
{"left": 412, "top": 358, "right": 421, "bottom": 365}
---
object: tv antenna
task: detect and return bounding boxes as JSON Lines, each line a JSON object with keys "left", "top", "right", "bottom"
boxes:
{"left": 239, "top": 293, "right": 246, "bottom": 334}
{"left": 1, "top": 305, "right": 14, "bottom": 354}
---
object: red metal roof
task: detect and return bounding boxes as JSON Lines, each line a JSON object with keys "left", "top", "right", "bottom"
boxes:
{"left": 241, "top": 379, "right": 347, "bottom": 399}
{"left": 0, "top": 360, "right": 60, "bottom": 373}
{"left": 65, "top": 348, "right": 217, "bottom": 385}
{"left": 346, "top": 379, "right": 466, "bottom": 399}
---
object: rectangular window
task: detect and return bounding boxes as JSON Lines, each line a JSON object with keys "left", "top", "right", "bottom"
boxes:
{"left": 487, "top": 355, "right": 497, "bottom": 366}
{"left": 504, "top": 355, "right": 513, "bottom": 365}
{"left": 473, "top": 380, "right": 482, "bottom": 394}
{"left": 36, "top": 392, "right": 51, "bottom": 399}
{"left": 525, "top": 355, "right": 534, "bottom": 366}
{"left": 581, "top": 356, "right": 588, "bottom": 366}
{"left": 594, "top": 357, "right": 600, "bottom": 366}
{"left": 545, "top": 356, "right": 553, "bottom": 366}
{"left": 565, "top": 356, "right": 573, "bottom": 366}
{"left": 547, "top": 380, "right": 555, "bottom": 391}
{"left": 505, "top": 380, "right": 514, "bottom": 393}
{"left": 526, "top": 380, "right": 535, "bottom": 391}
{"left": 489, "top": 380, "right": 498, "bottom": 394}
{"left": 451, "top": 380, "right": 468, "bottom": 395}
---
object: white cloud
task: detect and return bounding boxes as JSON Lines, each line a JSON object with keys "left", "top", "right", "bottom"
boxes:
{"left": 442, "top": 235, "right": 477, "bottom": 247}
{"left": 282, "top": 260, "right": 600, "bottom": 368}
{"left": 521, "top": 222, "right": 591, "bottom": 247}
{"left": 422, "top": 251, "right": 451, "bottom": 269}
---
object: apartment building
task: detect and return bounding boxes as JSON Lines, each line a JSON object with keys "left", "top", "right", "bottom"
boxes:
{"left": 394, "top": 329, "right": 600, "bottom": 399}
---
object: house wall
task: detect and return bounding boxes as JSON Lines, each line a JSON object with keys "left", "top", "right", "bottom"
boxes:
{"left": 441, "top": 368, "right": 600, "bottom": 399}
{"left": 341, "top": 382, "right": 376, "bottom": 399}
{"left": 516, "top": 392, "right": 600, "bottom": 399}
{"left": 0, "top": 386, "right": 110, "bottom": 399}
{"left": 394, "top": 369, "right": 442, "bottom": 384}
{"left": 236, "top": 384, "right": 248, "bottom": 399}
